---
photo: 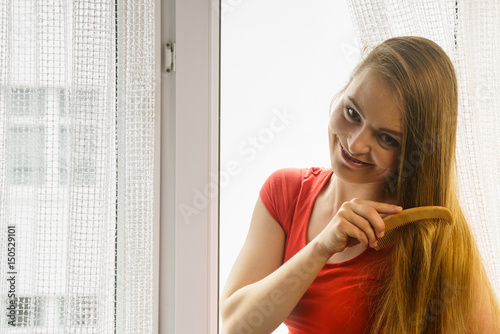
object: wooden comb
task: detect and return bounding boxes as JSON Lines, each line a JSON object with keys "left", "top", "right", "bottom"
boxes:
{"left": 375, "top": 206, "right": 453, "bottom": 251}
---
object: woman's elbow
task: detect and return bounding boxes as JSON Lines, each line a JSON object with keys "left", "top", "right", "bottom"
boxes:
{"left": 220, "top": 298, "right": 238, "bottom": 334}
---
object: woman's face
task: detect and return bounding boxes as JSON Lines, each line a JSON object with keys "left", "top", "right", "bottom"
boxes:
{"left": 328, "top": 69, "right": 403, "bottom": 186}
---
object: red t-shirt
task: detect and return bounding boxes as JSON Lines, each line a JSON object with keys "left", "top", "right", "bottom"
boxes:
{"left": 259, "top": 167, "right": 393, "bottom": 334}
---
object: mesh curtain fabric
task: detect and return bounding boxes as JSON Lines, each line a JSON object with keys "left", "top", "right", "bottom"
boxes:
{"left": 346, "top": 0, "right": 500, "bottom": 295}
{"left": 0, "top": 0, "right": 155, "bottom": 333}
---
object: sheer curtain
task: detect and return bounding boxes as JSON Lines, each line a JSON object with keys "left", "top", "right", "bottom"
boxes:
{"left": 346, "top": 0, "right": 500, "bottom": 295}
{"left": 0, "top": 0, "right": 155, "bottom": 333}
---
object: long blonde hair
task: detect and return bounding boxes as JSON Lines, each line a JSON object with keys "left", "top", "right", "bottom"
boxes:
{"left": 340, "top": 36, "right": 499, "bottom": 333}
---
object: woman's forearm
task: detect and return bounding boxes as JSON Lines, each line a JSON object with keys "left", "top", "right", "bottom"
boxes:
{"left": 221, "top": 238, "right": 332, "bottom": 334}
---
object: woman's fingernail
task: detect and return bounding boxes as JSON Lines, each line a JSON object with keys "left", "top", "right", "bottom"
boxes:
{"left": 372, "top": 241, "right": 378, "bottom": 248}
{"left": 378, "top": 231, "right": 384, "bottom": 238}
{"left": 394, "top": 206, "right": 403, "bottom": 211}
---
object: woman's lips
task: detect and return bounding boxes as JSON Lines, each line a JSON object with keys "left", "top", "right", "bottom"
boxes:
{"left": 340, "top": 143, "right": 372, "bottom": 166}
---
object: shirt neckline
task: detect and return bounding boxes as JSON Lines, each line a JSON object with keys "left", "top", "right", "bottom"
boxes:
{"left": 301, "top": 168, "right": 371, "bottom": 268}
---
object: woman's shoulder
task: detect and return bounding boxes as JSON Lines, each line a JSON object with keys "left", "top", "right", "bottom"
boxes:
{"left": 259, "top": 167, "right": 332, "bottom": 231}
{"left": 302, "top": 166, "right": 333, "bottom": 179}
{"left": 265, "top": 166, "right": 332, "bottom": 182}
{"left": 261, "top": 167, "right": 331, "bottom": 199}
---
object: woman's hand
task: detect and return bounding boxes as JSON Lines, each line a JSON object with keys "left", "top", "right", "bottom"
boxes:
{"left": 318, "top": 198, "right": 402, "bottom": 254}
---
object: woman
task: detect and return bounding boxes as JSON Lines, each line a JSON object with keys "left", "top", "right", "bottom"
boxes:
{"left": 220, "top": 36, "right": 500, "bottom": 333}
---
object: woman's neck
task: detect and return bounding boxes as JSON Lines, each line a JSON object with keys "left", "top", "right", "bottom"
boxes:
{"left": 327, "top": 173, "right": 396, "bottom": 212}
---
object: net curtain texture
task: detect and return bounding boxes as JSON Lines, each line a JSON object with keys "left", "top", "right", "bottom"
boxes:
{"left": 346, "top": 0, "right": 500, "bottom": 296}
{"left": 0, "top": 1, "right": 155, "bottom": 333}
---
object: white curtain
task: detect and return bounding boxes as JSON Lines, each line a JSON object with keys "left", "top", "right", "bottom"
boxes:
{"left": 346, "top": 0, "right": 500, "bottom": 295}
{"left": 0, "top": 0, "right": 155, "bottom": 333}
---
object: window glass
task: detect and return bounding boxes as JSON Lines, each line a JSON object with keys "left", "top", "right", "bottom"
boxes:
{"left": 220, "top": 1, "right": 358, "bottom": 332}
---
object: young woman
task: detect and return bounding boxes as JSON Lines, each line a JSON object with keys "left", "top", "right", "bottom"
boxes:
{"left": 221, "top": 36, "right": 500, "bottom": 334}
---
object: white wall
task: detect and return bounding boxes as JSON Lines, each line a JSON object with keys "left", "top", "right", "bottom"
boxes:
{"left": 220, "top": 1, "right": 358, "bottom": 332}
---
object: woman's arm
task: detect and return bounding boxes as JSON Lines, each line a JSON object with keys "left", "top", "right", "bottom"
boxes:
{"left": 220, "top": 196, "right": 333, "bottom": 334}
{"left": 220, "top": 197, "right": 399, "bottom": 334}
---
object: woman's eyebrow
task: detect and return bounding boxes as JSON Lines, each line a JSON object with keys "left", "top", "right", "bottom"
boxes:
{"left": 380, "top": 128, "right": 403, "bottom": 138}
{"left": 347, "top": 96, "right": 365, "bottom": 119}
{"left": 347, "top": 96, "right": 403, "bottom": 138}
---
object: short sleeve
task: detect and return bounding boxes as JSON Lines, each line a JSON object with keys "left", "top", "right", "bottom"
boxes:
{"left": 259, "top": 168, "right": 303, "bottom": 234}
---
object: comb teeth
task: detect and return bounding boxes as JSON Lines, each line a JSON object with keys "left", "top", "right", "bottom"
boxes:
{"left": 374, "top": 206, "right": 453, "bottom": 251}
{"left": 375, "top": 218, "right": 445, "bottom": 250}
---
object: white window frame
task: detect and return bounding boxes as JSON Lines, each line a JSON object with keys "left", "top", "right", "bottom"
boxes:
{"left": 158, "top": 0, "right": 220, "bottom": 333}
{"left": 152, "top": 0, "right": 162, "bottom": 333}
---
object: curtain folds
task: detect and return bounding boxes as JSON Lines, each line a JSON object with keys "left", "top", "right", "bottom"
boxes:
{"left": 116, "top": 1, "right": 156, "bottom": 333}
{"left": 0, "top": 1, "right": 155, "bottom": 333}
{"left": 347, "top": 0, "right": 500, "bottom": 295}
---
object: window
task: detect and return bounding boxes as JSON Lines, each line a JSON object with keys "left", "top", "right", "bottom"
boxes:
{"left": 219, "top": 1, "right": 357, "bottom": 333}
{"left": 1, "top": 1, "right": 157, "bottom": 332}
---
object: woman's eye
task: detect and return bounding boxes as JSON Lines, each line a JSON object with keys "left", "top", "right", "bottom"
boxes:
{"left": 381, "top": 134, "right": 399, "bottom": 147}
{"left": 345, "top": 108, "right": 361, "bottom": 121}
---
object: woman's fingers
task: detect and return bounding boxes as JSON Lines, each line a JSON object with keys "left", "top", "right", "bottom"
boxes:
{"left": 341, "top": 199, "right": 402, "bottom": 248}
{"left": 340, "top": 208, "right": 377, "bottom": 248}
{"left": 320, "top": 199, "right": 403, "bottom": 254}
{"left": 350, "top": 197, "right": 403, "bottom": 214}
{"left": 349, "top": 198, "right": 402, "bottom": 237}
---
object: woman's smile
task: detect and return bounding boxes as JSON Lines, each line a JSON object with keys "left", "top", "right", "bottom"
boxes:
{"left": 339, "top": 142, "right": 373, "bottom": 167}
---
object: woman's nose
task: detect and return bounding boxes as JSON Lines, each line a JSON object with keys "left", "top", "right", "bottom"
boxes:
{"left": 348, "top": 128, "right": 371, "bottom": 154}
